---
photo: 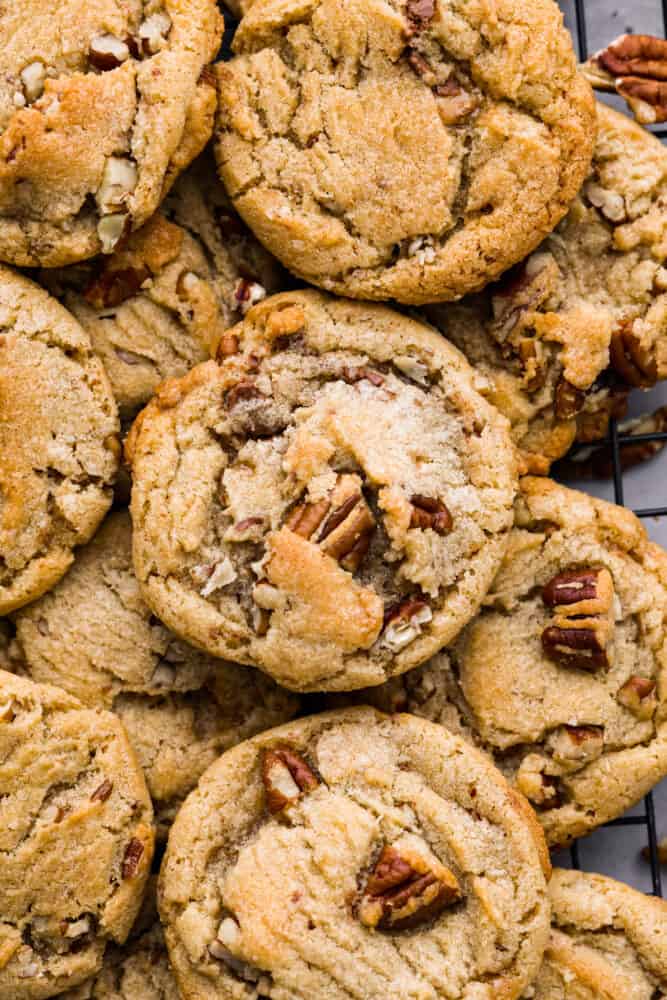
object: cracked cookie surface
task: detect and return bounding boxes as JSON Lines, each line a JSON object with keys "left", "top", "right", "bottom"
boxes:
{"left": 42, "top": 155, "right": 285, "bottom": 423}
{"left": 344, "top": 477, "right": 667, "bottom": 846}
{"left": 126, "top": 289, "right": 518, "bottom": 692}
{"left": 426, "top": 103, "right": 667, "bottom": 474}
{"left": 0, "top": 266, "right": 119, "bottom": 615}
{"left": 159, "top": 707, "right": 551, "bottom": 1000}
{"left": 524, "top": 868, "right": 667, "bottom": 999}
{"left": 214, "top": 0, "right": 595, "bottom": 305}
{"left": 0, "top": 0, "right": 223, "bottom": 267}
{"left": 59, "top": 879, "right": 179, "bottom": 1000}
{"left": 7, "top": 510, "right": 300, "bottom": 835}
{"left": 0, "top": 670, "right": 154, "bottom": 999}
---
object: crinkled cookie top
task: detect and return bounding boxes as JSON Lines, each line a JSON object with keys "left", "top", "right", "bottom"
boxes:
{"left": 353, "top": 477, "right": 667, "bottom": 846}
{"left": 160, "top": 708, "right": 551, "bottom": 1000}
{"left": 526, "top": 868, "right": 667, "bottom": 999}
{"left": 215, "top": 0, "right": 595, "bottom": 304}
{"left": 42, "top": 155, "right": 285, "bottom": 422}
{"left": 0, "top": 266, "right": 119, "bottom": 615}
{"left": 427, "top": 102, "right": 667, "bottom": 474}
{"left": 0, "top": 670, "right": 154, "bottom": 1000}
{"left": 0, "top": 0, "right": 223, "bottom": 267}
{"left": 127, "top": 290, "right": 518, "bottom": 691}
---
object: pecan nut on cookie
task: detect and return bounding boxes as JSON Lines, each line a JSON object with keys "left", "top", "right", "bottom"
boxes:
{"left": 0, "top": 266, "right": 119, "bottom": 615}
{"left": 0, "top": 0, "right": 223, "bottom": 267}
{"left": 126, "top": 290, "right": 519, "bottom": 692}
{"left": 159, "top": 708, "right": 551, "bottom": 1000}
{"left": 214, "top": 0, "right": 595, "bottom": 305}
{"left": 426, "top": 102, "right": 667, "bottom": 474}
{"left": 342, "top": 478, "right": 667, "bottom": 846}
{"left": 0, "top": 671, "right": 154, "bottom": 999}
{"left": 41, "top": 155, "right": 285, "bottom": 424}
{"left": 5, "top": 511, "right": 300, "bottom": 837}
{"left": 524, "top": 869, "right": 667, "bottom": 998}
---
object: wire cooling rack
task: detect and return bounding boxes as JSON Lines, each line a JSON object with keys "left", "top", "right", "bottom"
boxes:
{"left": 217, "top": 0, "right": 667, "bottom": 894}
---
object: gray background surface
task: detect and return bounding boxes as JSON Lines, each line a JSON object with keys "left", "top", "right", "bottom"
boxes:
{"left": 550, "top": 0, "right": 667, "bottom": 891}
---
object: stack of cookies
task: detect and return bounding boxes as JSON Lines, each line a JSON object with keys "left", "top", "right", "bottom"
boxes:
{"left": 2, "top": 2, "right": 667, "bottom": 998}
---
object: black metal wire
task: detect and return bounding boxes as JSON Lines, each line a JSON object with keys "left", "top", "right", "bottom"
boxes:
{"left": 563, "top": 0, "right": 666, "bottom": 897}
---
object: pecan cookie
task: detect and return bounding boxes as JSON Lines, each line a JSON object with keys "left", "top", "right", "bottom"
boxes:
{"left": 42, "top": 156, "right": 284, "bottom": 423}
{"left": 426, "top": 102, "right": 667, "bottom": 474}
{"left": 0, "top": 266, "right": 119, "bottom": 615}
{"left": 126, "top": 290, "right": 518, "bottom": 691}
{"left": 59, "top": 879, "right": 179, "bottom": 1000}
{"left": 214, "top": 0, "right": 595, "bottom": 305}
{"left": 344, "top": 477, "right": 667, "bottom": 846}
{"left": 7, "top": 511, "right": 299, "bottom": 834}
{"left": 159, "top": 707, "right": 551, "bottom": 1000}
{"left": 582, "top": 34, "right": 667, "bottom": 126}
{"left": 0, "top": 670, "right": 154, "bottom": 999}
{"left": 525, "top": 868, "right": 667, "bottom": 998}
{"left": 0, "top": 0, "right": 223, "bottom": 267}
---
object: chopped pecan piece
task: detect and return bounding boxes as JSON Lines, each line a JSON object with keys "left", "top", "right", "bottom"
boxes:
{"left": 543, "top": 568, "right": 614, "bottom": 615}
{"left": 406, "top": 0, "right": 435, "bottom": 29}
{"left": 358, "top": 838, "right": 462, "bottom": 931}
{"left": 122, "top": 838, "right": 145, "bottom": 879}
{"left": 583, "top": 35, "right": 667, "bottom": 124}
{"left": 89, "top": 34, "right": 130, "bottom": 70}
{"left": 90, "top": 779, "right": 113, "bottom": 803}
{"left": 618, "top": 676, "right": 657, "bottom": 720}
{"left": 218, "top": 332, "right": 240, "bottom": 358}
{"left": 548, "top": 725, "right": 604, "bottom": 770}
{"left": 609, "top": 322, "right": 658, "bottom": 389}
{"left": 234, "top": 278, "right": 266, "bottom": 315}
{"left": 286, "top": 476, "right": 376, "bottom": 573}
{"left": 516, "top": 759, "right": 562, "bottom": 809}
{"left": 554, "top": 378, "right": 585, "bottom": 420}
{"left": 84, "top": 264, "right": 150, "bottom": 309}
{"left": 382, "top": 597, "right": 432, "bottom": 652}
{"left": 262, "top": 748, "right": 319, "bottom": 815}
{"left": 410, "top": 495, "right": 453, "bottom": 535}
{"left": 225, "top": 379, "right": 262, "bottom": 409}
{"left": 342, "top": 365, "right": 385, "bottom": 387}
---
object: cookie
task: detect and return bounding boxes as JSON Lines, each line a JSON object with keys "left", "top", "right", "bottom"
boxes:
{"left": 58, "top": 879, "right": 179, "bottom": 1000}
{"left": 345, "top": 477, "right": 667, "bottom": 846}
{"left": 8, "top": 511, "right": 300, "bottom": 831}
{"left": 0, "top": 266, "right": 119, "bottom": 615}
{"left": 126, "top": 289, "right": 518, "bottom": 692}
{"left": 526, "top": 868, "right": 667, "bottom": 998}
{"left": 0, "top": 670, "right": 154, "bottom": 999}
{"left": 159, "top": 707, "right": 551, "bottom": 1000}
{"left": 426, "top": 102, "right": 667, "bottom": 474}
{"left": 0, "top": 0, "right": 223, "bottom": 267}
{"left": 214, "top": 0, "right": 594, "bottom": 305}
{"left": 42, "top": 155, "right": 284, "bottom": 423}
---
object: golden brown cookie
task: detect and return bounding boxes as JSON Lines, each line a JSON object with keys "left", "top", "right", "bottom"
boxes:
{"left": 0, "top": 0, "right": 223, "bottom": 267}
{"left": 341, "top": 477, "right": 667, "bottom": 846}
{"left": 0, "top": 265, "right": 119, "bottom": 615}
{"left": 426, "top": 103, "right": 667, "bottom": 474}
{"left": 214, "top": 0, "right": 595, "bottom": 305}
{"left": 159, "top": 708, "right": 551, "bottom": 1000}
{"left": 127, "top": 289, "right": 518, "bottom": 692}
{"left": 0, "top": 670, "right": 154, "bottom": 999}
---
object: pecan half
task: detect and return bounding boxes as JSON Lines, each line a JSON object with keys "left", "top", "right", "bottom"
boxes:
{"left": 609, "top": 322, "right": 658, "bottom": 389}
{"left": 583, "top": 35, "right": 667, "bottom": 124}
{"left": 285, "top": 476, "right": 376, "bottom": 573}
{"left": 262, "top": 748, "right": 319, "bottom": 815}
{"left": 84, "top": 264, "right": 150, "bottom": 309}
{"left": 543, "top": 568, "right": 614, "bottom": 615}
{"left": 358, "top": 838, "right": 462, "bottom": 931}
{"left": 542, "top": 568, "right": 614, "bottom": 670}
{"left": 541, "top": 626, "right": 609, "bottom": 670}
{"left": 618, "top": 676, "right": 657, "bottom": 720}
{"left": 410, "top": 495, "right": 453, "bottom": 535}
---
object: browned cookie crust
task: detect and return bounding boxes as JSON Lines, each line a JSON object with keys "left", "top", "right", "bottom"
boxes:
{"left": 127, "top": 289, "right": 518, "bottom": 692}
{"left": 215, "top": 0, "right": 595, "bottom": 304}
